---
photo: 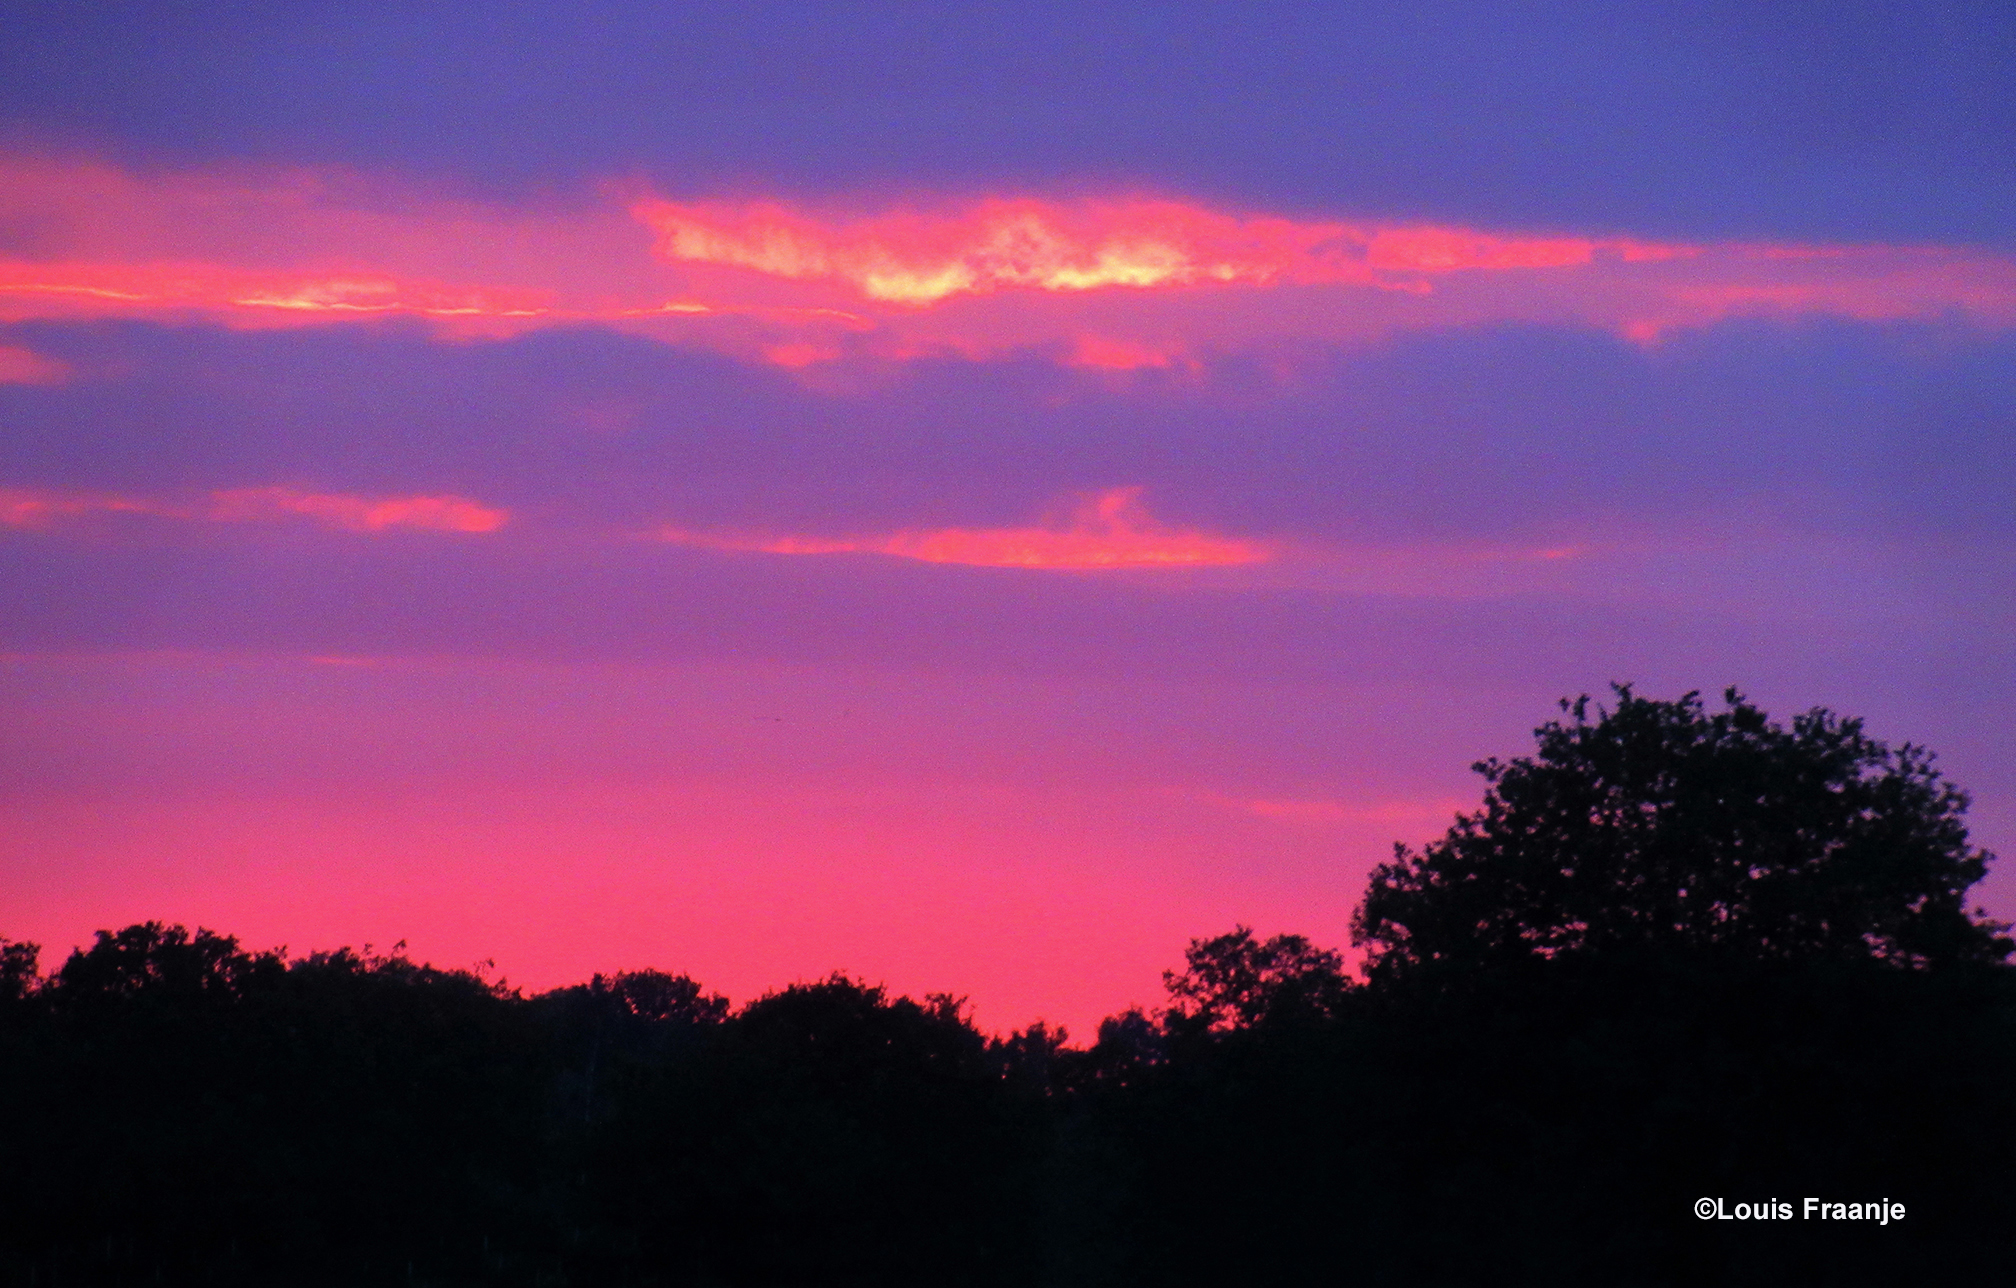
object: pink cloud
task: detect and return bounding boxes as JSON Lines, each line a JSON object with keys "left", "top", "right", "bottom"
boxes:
{"left": 656, "top": 487, "right": 1274, "bottom": 571}
{"left": 4, "top": 153, "right": 2016, "bottom": 370}
{"left": 0, "top": 484, "right": 507, "bottom": 534}
{"left": 1178, "top": 787, "right": 1474, "bottom": 828}
{"left": 0, "top": 487, "right": 160, "bottom": 527}
{"left": 631, "top": 196, "right": 1365, "bottom": 303}
{"left": 1067, "top": 334, "right": 1181, "bottom": 371}
{"left": 1238, "top": 796, "right": 1471, "bottom": 826}
{"left": 207, "top": 487, "right": 508, "bottom": 533}
{"left": 0, "top": 344, "right": 70, "bottom": 385}
{"left": 1, "top": 477, "right": 1592, "bottom": 597}
{"left": 0, "top": 258, "right": 557, "bottom": 333}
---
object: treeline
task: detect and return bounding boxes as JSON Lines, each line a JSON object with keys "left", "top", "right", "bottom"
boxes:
{"left": 4, "top": 688, "right": 2014, "bottom": 1285}
{"left": 1, "top": 925, "right": 2012, "bottom": 1286}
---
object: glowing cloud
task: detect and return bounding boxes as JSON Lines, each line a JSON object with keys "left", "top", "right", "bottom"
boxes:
{"left": 0, "top": 485, "right": 507, "bottom": 534}
{"left": 0, "top": 259, "right": 557, "bottom": 332}
{"left": 656, "top": 488, "right": 1273, "bottom": 571}
{"left": 7, "top": 154, "right": 2016, "bottom": 370}
{"left": 631, "top": 197, "right": 1724, "bottom": 308}
{"left": 632, "top": 198, "right": 1327, "bottom": 303}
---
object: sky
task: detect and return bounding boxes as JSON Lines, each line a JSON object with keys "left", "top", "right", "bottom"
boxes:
{"left": 2, "top": 1, "right": 2013, "bottom": 1035}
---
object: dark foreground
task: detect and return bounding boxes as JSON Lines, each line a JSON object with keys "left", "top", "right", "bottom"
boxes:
{"left": 1, "top": 922, "right": 2011, "bottom": 1287}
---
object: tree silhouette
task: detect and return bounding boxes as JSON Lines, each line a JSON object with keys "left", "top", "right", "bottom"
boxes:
{"left": 51, "top": 922, "right": 284, "bottom": 1008}
{"left": 1161, "top": 926, "right": 1351, "bottom": 1033}
{"left": 1354, "top": 686, "right": 2012, "bottom": 981}
{"left": 0, "top": 937, "right": 37, "bottom": 1006}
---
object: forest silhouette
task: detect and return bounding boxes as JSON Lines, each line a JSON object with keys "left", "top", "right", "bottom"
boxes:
{"left": 3, "top": 688, "right": 2011, "bottom": 1286}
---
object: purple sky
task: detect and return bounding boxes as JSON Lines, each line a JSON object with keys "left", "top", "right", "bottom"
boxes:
{"left": 3, "top": 2, "right": 2012, "bottom": 1034}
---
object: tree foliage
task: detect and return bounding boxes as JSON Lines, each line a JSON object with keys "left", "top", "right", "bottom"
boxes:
{"left": 1161, "top": 925, "right": 1351, "bottom": 1032}
{"left": 1354, "top": 686, "right": 2011, "bottom": 980}
{"left": 0, "top": 937, "right": 38, "bottom": 1005}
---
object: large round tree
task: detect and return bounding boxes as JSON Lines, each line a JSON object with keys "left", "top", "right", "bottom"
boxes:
{"left": 1353, "top": 687, "right": 2011, "bottom": 980}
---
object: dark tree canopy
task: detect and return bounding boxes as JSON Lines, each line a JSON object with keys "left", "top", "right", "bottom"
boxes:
{"left": 1353, "top": 686, "right": 2012, "bottom": 980}
{"left": 50, "top": 922, "right": 287, "bottom": 1009}
{"left": 1162, "top": 926, "right": 1352, "bottom": 1032}
{"left": 0, "top": 938, "right": 37, "bottom": 1005}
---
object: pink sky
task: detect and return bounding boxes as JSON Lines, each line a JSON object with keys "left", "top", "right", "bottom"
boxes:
{"left": 4, "top": 145, "right": 2013, "bottom": 1033}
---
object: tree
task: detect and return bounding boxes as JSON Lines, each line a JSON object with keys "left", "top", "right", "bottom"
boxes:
{"left": 0, "top": 937, "right": 37, "bottom": 1006}
{"left": 1161, "top": 926, "right": 1352, "bottom": 1032}
{"left": 50, "top": 921, "right": 284, "bottom": 1009}
{"left": 1353, "top": 686, "right": 2012, "bottom": 981}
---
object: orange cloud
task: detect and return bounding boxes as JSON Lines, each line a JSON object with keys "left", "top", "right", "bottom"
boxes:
{"left": 0, "top": 484, "right": 507, "bottom": 534}
{"left": 6, "top": 153, "right": 2016, "bottom": 370}
{"left": 655, "top": 487, "right": 1272, "bottom": 570}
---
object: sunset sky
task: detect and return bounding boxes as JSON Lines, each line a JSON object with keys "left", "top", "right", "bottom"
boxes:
{"left": 3, "top": 2, "right": 2013, "bottom": 1034}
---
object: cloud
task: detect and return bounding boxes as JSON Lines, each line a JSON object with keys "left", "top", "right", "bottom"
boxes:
{"left": 632, "top": 197, "right": 1355, "bottom": 303}
{"left": 0, "top": 258, "right": 557, "bottom": 333}
{"left": 0, "top": 487, "right": 158, "bottom": 527}
{"left": 1242, "top": 796, "right": 1470, "bottom": 827}
{"left": 5, "top": 153, "right": 2016, "bottom": 370}
{"left": 0, "top": 476, "right": 1582, "bottom": 594}
{"left": 0, "top": 485, "right": 507, "bottom": 534}
{"left": 207, "top": 488, "right": 508, "bottom": 533}
{"left": 0, "top": 344, "right": 70, "bottom": 385}
{"left": 632, "top": 197, "right": 1704, "bottom": 305}
{"left": 655, "top": 487, "right": 1273, "bottom": 571}
{"left": 1181, "top": 789, "right": 1474, "bottom": 829}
